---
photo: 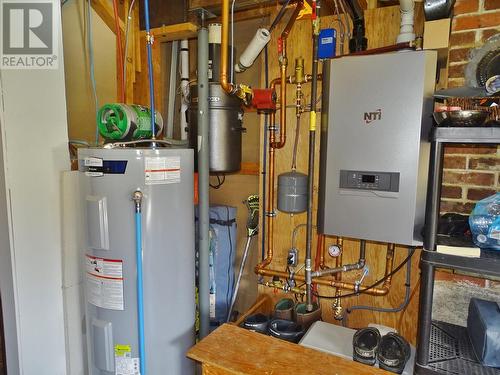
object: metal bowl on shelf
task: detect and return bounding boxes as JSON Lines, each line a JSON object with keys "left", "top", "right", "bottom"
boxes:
{"left": 433, "top": 110, "right": 489, "bottom": 127}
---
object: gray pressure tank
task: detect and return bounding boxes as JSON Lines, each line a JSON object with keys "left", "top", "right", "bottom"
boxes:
{"left": 277, "top": 171, "right": 308, "bottom": 213}
{"left": 189, "top": 83, "right": 244, "bottom": 173}
{"left": 79, "top": 147, "right": 195, "bottom": 375}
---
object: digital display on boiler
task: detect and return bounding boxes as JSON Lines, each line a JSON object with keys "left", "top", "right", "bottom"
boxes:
{"left": 361, "top": 174, "right": 376, "bottom": 183}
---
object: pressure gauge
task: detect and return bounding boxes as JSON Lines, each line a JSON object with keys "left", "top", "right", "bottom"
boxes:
{"left": 328, "top": 244, "right": 342, "bottom": 257}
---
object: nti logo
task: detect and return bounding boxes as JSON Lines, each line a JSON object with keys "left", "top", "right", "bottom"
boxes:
{"left": 364, "top": 109, "right": 382, "bottom": 125}
{"left": 1, "top": 0, "right": 58, "bottom": 69}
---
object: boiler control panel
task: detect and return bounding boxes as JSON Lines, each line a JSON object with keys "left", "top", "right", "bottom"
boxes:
{"left": 339, "top": 170, "right": 400, "bottom": 192}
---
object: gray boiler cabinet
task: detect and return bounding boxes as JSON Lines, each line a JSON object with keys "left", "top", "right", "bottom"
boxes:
{"left": 318, "top": 50, "right": 437, "bottom": 246}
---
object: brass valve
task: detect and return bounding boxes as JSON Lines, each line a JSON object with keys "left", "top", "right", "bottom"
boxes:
{"left": 295, "top": 57, "right": 305, "bottom": 84}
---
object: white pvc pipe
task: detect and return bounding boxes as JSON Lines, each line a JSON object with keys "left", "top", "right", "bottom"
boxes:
{"left": 166, "top": 40, "right": 178, "bottom": 139}
{"left": 397, "top": 0, "right": 415, "bottom": 44}
{"left": 180, "top": 39, "right": 189, "bottom": 140}
{"left": 235, "top": 28, "right": 271, "bottom": 73}
{"left": 208, "top": 23, "right": 222, "bottom": 44}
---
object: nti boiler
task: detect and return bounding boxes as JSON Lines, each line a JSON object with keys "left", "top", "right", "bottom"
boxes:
{"left": 79, "top": 147, "right": 195, "bottom": 374}
{"left": 319, "top": 51, "right": 437, "bottom": 246}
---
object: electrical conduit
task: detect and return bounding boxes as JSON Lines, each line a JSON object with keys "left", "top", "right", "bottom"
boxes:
{"left": 132, "top": 191, "right": 146, "bottom": 375}
{"left": 305, "top": 0, "right": 321, "bottom": 312}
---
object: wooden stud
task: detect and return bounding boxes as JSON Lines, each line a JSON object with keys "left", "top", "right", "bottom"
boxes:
{"left": 90, "top": 0, "right": 125, "bottom": 34}
{"left": 147, "top": 22, "right": 198, "bottom": 43}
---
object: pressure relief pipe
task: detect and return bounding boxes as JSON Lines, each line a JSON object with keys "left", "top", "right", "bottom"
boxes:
{"left": 197, "top": 22, "right": 211, "bottom": 340}
{"left": 132, "top": 191, "right": 146, "bottom": 375}
{"left": 143, "top": 0, "right": 156, "bottom": 140}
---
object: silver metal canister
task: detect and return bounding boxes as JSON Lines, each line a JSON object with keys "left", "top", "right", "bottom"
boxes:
{"left": 278, "top": 171, "right": 308, "bottom": 213}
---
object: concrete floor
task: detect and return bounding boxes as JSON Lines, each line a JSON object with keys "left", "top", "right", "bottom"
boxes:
{"left": 433, "top": 279, "right": 500, "bottom": 327}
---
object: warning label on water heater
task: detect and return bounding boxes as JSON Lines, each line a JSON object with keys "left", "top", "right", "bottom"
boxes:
{"left": 86, "top": 255, "right": 124, "bottom": 310}
{"left": 145, "top": 156, "right": 181, "bottom": 185}
{"left": 115, "top": 345, "right": 140, "bottom": 375}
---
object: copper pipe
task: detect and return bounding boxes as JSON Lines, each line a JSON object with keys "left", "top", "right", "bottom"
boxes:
{"left": 258, "top": 70, "right": 321, "bottom": 272}
{"left": 270, "top": 63, "right": 288, "bottom": 149}
{"left": 257, "top": 78, "right": 280, "bottom": 270}
{"left": 333, "top": 237, "right": 344, "bottom": 319}
{"left": 270, "top": 0, "right": 303, "bottom": 149}
{"left": 255, "top": 268, "right": 389, "bottom": 296}
{"left": 335, "top": 237, "right": 344, "bottom": 279}
{"left": 317, "top": 234, "right": 325, "bottom": 270}
{"left": 382, "top": 243, "right": 395, "bottom": 288}
{"left": 261, "top": 280, "right": 306, "bottom": 295}
{"left": 220, "top": 0, "right": 235, "bottom": 94}
{"left": 255, "top": 239, "right": 395, "bottom": 296}
{"left": 282, "top": 1, "right": 304, "bottom": 39}
{"left": 262, "top": 144, "right": 274, "bottom": 269}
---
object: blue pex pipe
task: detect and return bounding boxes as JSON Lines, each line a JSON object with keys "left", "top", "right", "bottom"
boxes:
{"left": 143, "top": 0, "right": 156, "bottom": 138}
{"left": 135, "top": 210, "right": 146, "bottom": 374}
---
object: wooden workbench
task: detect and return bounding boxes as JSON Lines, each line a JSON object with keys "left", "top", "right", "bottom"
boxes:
{"left": 187, "top": 324, "right": 391, "bottom": 375}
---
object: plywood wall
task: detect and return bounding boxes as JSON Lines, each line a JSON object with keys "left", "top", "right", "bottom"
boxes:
{"left": 62, "top": 0, "right": 118, "bottom": 144}
{"left": 257, "top": 5, "right": 426, "bottom": 344}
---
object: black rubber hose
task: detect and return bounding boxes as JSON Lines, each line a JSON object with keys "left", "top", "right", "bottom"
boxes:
{"left": 342, "top": 247, "right": 416, "bottom": 326}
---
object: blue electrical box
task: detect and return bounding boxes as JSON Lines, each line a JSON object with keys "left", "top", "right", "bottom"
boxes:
{"left": 318, "top": 28, "right": 336, "bottom": 59}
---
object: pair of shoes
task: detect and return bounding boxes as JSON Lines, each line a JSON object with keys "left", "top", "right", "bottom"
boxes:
{"left": 241, "top": 313, "right": 304, "bottom": 343}
{"left": 353, "top": 328, "right": 410, "bottom": 374}
{"left": 274, "top": 298, "right": 322, "bottom": 331}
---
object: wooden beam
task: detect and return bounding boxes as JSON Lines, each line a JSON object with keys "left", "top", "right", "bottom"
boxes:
{"left": 90, "top": 0, "right": 125, "bottom": 34}
{"left": 189, "top": 0, "right": 220, "bottom": 10}
{"left": 147, "top": 22, "right": 198, "bottom": 43}
{"left": 212, "top": 6, "right": 272, "bottom": 23}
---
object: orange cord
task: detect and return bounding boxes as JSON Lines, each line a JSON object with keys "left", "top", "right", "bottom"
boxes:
{"left": 112, "top": 0, "right": 125, "bottom": 102}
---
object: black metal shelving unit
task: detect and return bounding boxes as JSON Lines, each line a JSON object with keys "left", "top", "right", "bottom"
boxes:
{"left": 415, "top": 126, "right": 500, "bottom": 375}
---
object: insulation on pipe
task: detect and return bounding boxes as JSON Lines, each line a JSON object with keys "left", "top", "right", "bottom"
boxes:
{"left": 397, "top": 0, "right": 415, "bottom": 43}
{"left": 234, "top": 28, "right": 271, "bottom": 73}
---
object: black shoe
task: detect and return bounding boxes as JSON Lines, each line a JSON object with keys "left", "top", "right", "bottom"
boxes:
{"left": 242, "top": 313, "right": 269, "bottom": 334}
{"left": 352, "top": 327, "right": 381, "bottom": 366}
{"left": 268, "top": 319, "right": 305, "bottom": 343}
{"left": 377, "top": 332, "right": 410, "bottom": 374}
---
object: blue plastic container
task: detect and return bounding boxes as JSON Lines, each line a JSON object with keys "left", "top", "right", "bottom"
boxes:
{"left": 469, "top": 192, "right": 500, "bottom": 250}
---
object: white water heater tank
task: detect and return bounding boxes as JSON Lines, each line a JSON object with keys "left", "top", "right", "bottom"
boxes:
{"left": 79, "top": 147, "right": 195, "bottom": 374}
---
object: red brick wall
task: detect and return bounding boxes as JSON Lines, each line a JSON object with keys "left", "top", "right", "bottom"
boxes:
{"left": 448, "top": 0, "right": 500, "bottom": 88}
{"left": 440, "top": 0, "right": 500, "bottom": 214}
{"left": 441, "top": 146, "right": 499, "bottom": 213}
